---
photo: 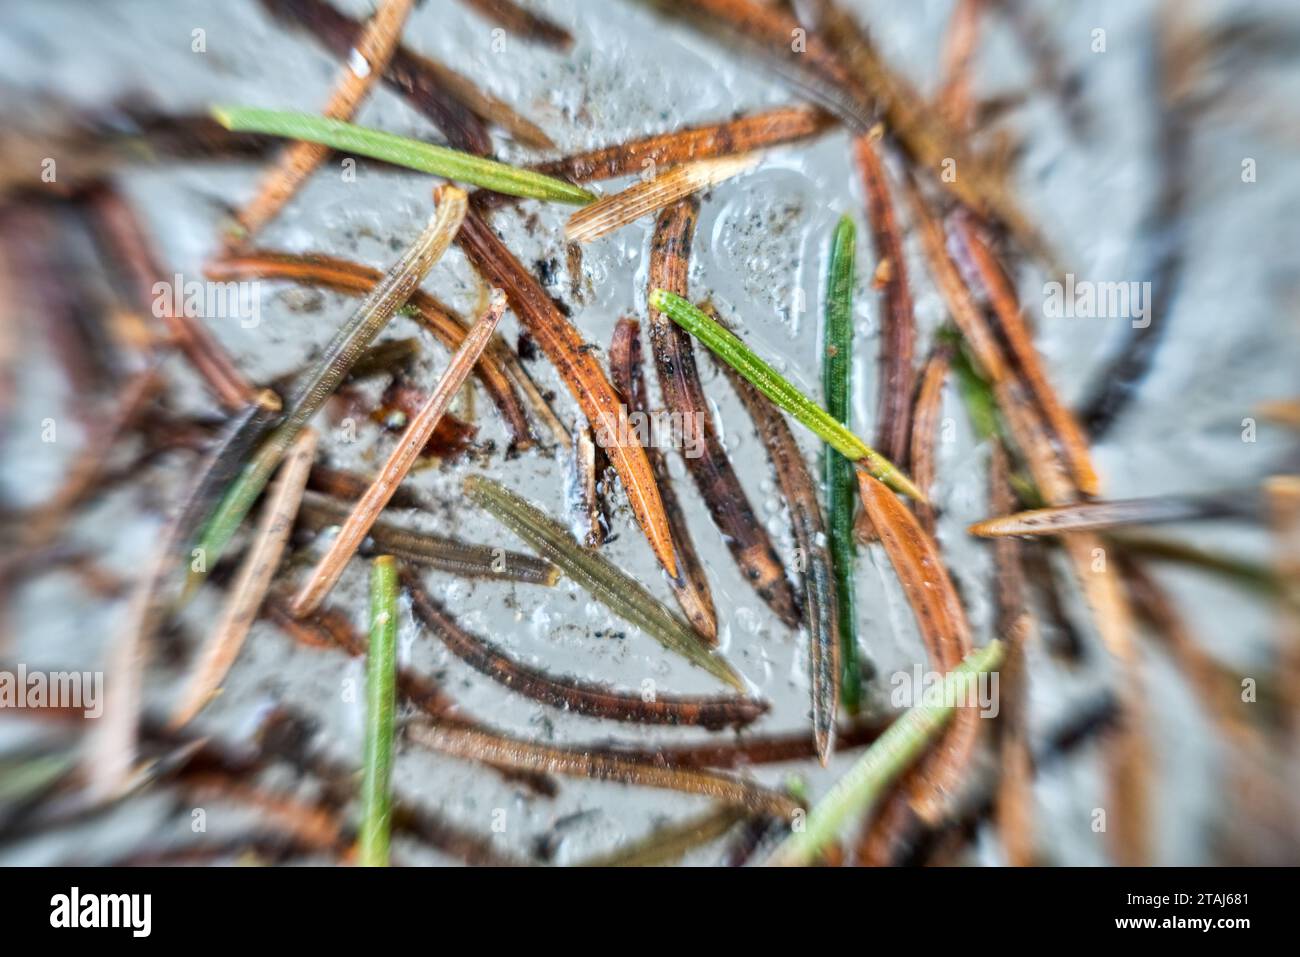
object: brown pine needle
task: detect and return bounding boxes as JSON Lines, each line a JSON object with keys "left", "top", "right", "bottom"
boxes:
{"left": 235, "top": 0, "right": 415, "bottom": 241}
{"left": 917, "top": 186, "right": 1144, "bottom": 862}
{"left": 81, "top": 451, "right": 172, "bottom": 799}
{"left": 171, "top": 428, "right": 319, "bottom": 728}
{"left": 937, "top": 0, "right": 983, "bottom": 129}
{"left": 752, "top": 432, "right": 842, "bottom": 761}
{"left": 905, "top": 173, "right": 1135, "bottom": 662}
{"left": 178, "top": 773, "right": 344, "bottom": 853}
{"left": 456, "top": 205, "right": 679, "bottom": 579}
{"left": 457, "top": 0, "right": 574, "bottom": 51}
{"left": 406, "top": 56, "right": 553, "bottom": 152}
{"left": 205, "top": 248, "right": 535, "bottom": 449}
{"left": 263, "top": 0, "right": 485, "bottom": 154}
{"left": 969, "top": 493, "right": 1259, "bottom": 538}
{"left": 261, "top": 599, "right": 557, "bottom": 798}
{"left": 297, "top": 494, "right": 557, "bottom": 585}
{"left": 187, "top": 187, "right": 469, "bottom": 599}
{"left": 853, "top": 133, "right": 916, "bottom": 466}
{"left": 910, "top": 344, "right": 952, "bottom": 536}
{"left": 307, "top": 462, "right": 430, "bottom": 511}
{"left": 799, "top": 0, "right": 1059, "bottom": 268}
{"left": 857, "top": 472, "right": 978, "bottom": 824}
{"left": 406, "top": 722, "right": 799, "bottom": 818}
{"left": 1268, "top": 475, "right": 1300, "bottom": 738}
{"left": 608, "top": 317, "right": 718, "bottom": 643}
{"left": 265, "top": 598, "right": 457, "bottom": 719}
{"left": 903, "top": 176, "right": 1010, "bottom": 384}
{"left": 402, "top": 568, "right": 764, "bottom": 728}
{"left": 265, "top": 0, "right": 551, "bottom": 151}
{"left": 566, "top": 423, "right": 606, "bottom": 548}
{"left": 464, "top": 475, "right": 742, "bottom": 689}
{"left": 565, "top": 155, "right": 758, "bottom": 244}
{"left": 1119, "top": 553, "right": 1258, "bottom": 752}
{"left": 656, "top": 0, "right": 872, "bottom": 127}
{"left": 952, "top": 215, "right": 1100, "bottom": 495}
{"left": 86, "top": 187, "right": 257, "bottom": 411}
{"left": 530, "top": 106, "right": 832, "bottom": 184}
{"left": 291, "top": 294, "right": 505, "bottom": 617}
{"left": 581, "top": 717, "right": 891, "bottom": 770}
{"left": 648, "top": 212, "right": 797, "bottom": 628}
{"left": 1105, "top": 660, "right": 1151, "bottom": 866}
{"left": 988, "top": 444, "right": 1035, "bottom": 866}
{"left": 575, "top": 806, "right": 745, "bottom": 867}
{"left": 67, "top": 393, "right": 279, "bottom": 796}
{"left": 19, "top": 367, "right": 163, "bottom": 551}
{"left": 1258, "top": 399, "right": 1300, "bottom": 430}
{"left": 718, "top": 328, "right": 840, "bottom": 764}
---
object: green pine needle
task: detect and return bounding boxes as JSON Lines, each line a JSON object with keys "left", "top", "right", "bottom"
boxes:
{"left": 211, "top": 106, "right": 596, "bottom": 205}
{"left": 648, "top": 288, "right": 924, "bottom": 502}
{"left": 766, "top": 640, "right": 1004, "bottom": 866}
{"left": 822, "top": 215, "right": 863, "bottom": 713}
{"left": 359, "top": 555, "right": 398, "bottom": 867}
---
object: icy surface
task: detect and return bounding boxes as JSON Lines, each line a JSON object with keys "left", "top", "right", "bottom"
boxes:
{"left": 1, "top": 0, "right": 1298, "bottom": 865}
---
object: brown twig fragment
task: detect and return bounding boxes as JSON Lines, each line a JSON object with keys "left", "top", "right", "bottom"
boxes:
{"left": 407, "top": 722, "right": 800, "bottom": 818}
{"left": 235, "top": 0, "right": 416, "bottom": 241}
{"left": 456, "top": 203, "right": 679, "bottom": 579}
{"left": 290, "top": 294, "right": 505, "bottom": 616}
{"left": 171, "top": 428, "right": 319, "bottom": 728}
{"left": 644, "top": 207, "right": 798, "bottom": 626}
{"left": 853, "top": 133, "right": 915, "bottom": 467}
{"left": 402, "top": 568, "right": 764, "bottom": 728}
{"left": 608, "top": 317, "right": 717, "bottom": 643}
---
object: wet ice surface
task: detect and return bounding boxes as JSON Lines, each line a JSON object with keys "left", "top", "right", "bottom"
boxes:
{"left": 1, "top": 0, "right": 1298, "bottom": 865}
